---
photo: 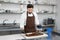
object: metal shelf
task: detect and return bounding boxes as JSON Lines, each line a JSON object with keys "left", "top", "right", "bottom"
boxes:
{"left": 42, "top": 24, "right": 55, "bottom": 27}
{"left": 19, "top": 3, "right": 56, "bottom": 6}
{"left": 0, "top": 1, "right": 56, "bottom": 6}
{"left": 0, "top": 12, "right": 56, "bottom": 14}
{"left": 37, "top": 12, "right": 56, "bottom": 14}
{"left": 0, "top": 1, "right": 20, "bottom": 4}
{"left": 0, "top": 12, "right": 22, "bottom": 14}
{"left": 0, "top": 1, "right": 56, "bottom": 14}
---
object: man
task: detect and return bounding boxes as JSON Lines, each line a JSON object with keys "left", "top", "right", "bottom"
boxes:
{"left": 20, "top": 4, "right": 39, "bottom": 33}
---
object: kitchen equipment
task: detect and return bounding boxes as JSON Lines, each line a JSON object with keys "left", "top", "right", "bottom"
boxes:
{"left": 47, "top": 18, "right": 55, "bottom": 24}
{"left": 46, "top": 28, "right": 53, "bottom": 40}
{"left": 18, "top": 0, "right": 25, "bottom": 4}
{"left": 41, "top": 10, "right": 49, "bottom": 13}
{"left": 44, "top": 10, "right": 49, "bottom": 13}
{"left": 13, "top": 20, "right": 16, "bottom": 25}
{"left": 0, "top": 9, "right": 5, "bottom": 13}
{"left": 35, "top": 0, "right": 38, "bottom": 4}
{"left": 43, "top": 18, "right": 55, "bottom": 25}
{"left": 5, "top": 10, "right": 10, "bottom": 13}
{"left": 10, "top": 0, "right": 18, "bottom": 3}
{"left": 37, "top": 25, "right": 42, "bottom": 28}
{"left": 28, "top": 1, "right": 31, "bottom": 4}
{"left": 3, "top": 19, "right": 8, "bottom": 25}
{"left": 4, "top": 0, "right": 10, "bottom": 2}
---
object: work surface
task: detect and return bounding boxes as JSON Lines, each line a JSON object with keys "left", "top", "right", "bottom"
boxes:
{"left": 0, "top": 33, "right": 48, "bottom": 40}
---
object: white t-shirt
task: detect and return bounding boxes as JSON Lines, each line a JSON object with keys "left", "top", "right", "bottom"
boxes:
{"left": 28, "top": 13, "right": 33, "bottom": 17}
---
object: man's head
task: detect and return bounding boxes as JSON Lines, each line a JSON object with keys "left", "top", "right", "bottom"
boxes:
{"left": 27, "top": 4, "right": 34, "bottom": 13}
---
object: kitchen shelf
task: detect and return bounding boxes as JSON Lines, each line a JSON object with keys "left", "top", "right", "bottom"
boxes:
{"left": 37, "top": 12, "right": 56, "bottom": 14}
{"left": 0, "top": 1, "right": 20, "bottom": 4}
{"left": 0, "top": 12, "right": 22, "bottom": 14}
{"left": 0, "top": 12, "right": 56, "bottom": 14}
{"left": 0, "top": 12, "right": 55, "bottom": 14}
{"left": 42, "top": 24, "right": 55, "bottom": 27}
{"left": 19, "top": 3, "right": 55, "bottom": 6}
{"left": 20, "top": 4, "right": 56, "bottom": 6}
{"left": 0, "top": 1, "right": 56, "bottom": 6}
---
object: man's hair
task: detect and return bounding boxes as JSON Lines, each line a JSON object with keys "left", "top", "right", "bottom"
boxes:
{"left": 27, "top": 4, "right": 34, "bottom": 8}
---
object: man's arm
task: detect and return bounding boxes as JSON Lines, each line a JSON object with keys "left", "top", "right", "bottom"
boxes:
{"left": 34, "top": 12, "right": 40, "bottom": 26}
{"left": 20, "top": 13, "right": 25, "bottom": 30}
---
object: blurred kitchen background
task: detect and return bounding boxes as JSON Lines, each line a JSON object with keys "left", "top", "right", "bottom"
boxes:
{"left": 0, "top": 0, "right": 60, "bottom": 40}
{"left": 0, "top": 0, "right": 56, "bottom": 24}
{"left": 0, "top": 0, "right": 57, "bottom": 34}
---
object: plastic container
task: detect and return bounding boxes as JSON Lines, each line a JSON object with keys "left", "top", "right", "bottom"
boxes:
{"left": 46, "top": 28, "right": 53, "bottom": 40}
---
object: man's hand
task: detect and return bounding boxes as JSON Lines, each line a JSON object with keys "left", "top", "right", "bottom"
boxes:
{"left": 20, "top": 27, "right": 24, "bottom": 30}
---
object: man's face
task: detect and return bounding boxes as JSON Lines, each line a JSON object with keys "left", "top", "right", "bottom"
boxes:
{"left": 27, "top": 8, "right": 33, "bottom": 13}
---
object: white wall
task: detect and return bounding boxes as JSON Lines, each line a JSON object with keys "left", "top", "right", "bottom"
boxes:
{"left": 56, "top": 0, "right": 60, "bottom": 30}
{"left": 0, "top": 0, "right": 56, "bottom": 25}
